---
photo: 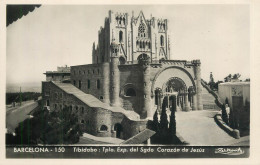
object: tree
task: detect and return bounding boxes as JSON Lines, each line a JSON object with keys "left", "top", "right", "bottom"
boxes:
{"left": 10, "top": 106, "right": 82, "bottom": 145}
{"left": 160, "top": 97, "right": 169, "bottom": 130}
{"left": 224, "top": 74, "right": 232, "bottom": 82}
{"left": 152, "top": 110, "right": 160, "bottom": 133}
{"left": 169, "top": 96, "right": 176, "bottom": 139}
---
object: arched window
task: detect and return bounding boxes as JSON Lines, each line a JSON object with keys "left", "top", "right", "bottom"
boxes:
{"left": 125, "top": 88, "right": 136, "bottom": 97}
{"left": 138, "top": 22, "right": 146, "bottom": 36}
{"left": 122, "top": 17, "right": 125, "bottom": 24}
{"left": 119, "top": 31, "right": 123, "bottom": 42}
{"left": 88, "top": 79, "right": 90, "bottom": 89}
{"left": 160, "top": 35, "right": 164, "bottom": 46}
{"left": 96, "top": 79, "right": 100, "bottom": 89}
{"left": 100, "top": 125, "right": 108, "bottom": 131}
{"left": 136, "top": 40, "right": 139, "bottom": 47}
{"left": 119, "top": 57, "right": 126, "bottom": 65}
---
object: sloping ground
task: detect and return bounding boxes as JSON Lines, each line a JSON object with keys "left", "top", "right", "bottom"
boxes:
{"left": 6, "top": 100, "right": 39, "bottom": 133}
{"left": 77, "top": 133, "right": 124, "bottom": 144}
{"left": 175, "top": 110, "right": 249, "bottom": 146}
{"left": 52, "top": 82, "right": 142, "bottom": 121}
{"left": 201, "top": 87, "right": 220, "bottom": 110}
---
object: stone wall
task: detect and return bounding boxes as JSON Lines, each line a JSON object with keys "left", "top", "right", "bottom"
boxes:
{"left": 218, "top": 82, "right": 250, "bottom": 109}
{"left": 42, "top": 81, "right": 147, "bottom": 139}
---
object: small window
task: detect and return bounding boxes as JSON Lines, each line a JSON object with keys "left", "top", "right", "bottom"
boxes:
{"left": 54, "top": 93, "right": 58, "bottom": 99}
{"left": 99, "top": 96, "right": 103, "bottom": 100}
{"left": 79, "top": 80, "right": 81, "bottom": 89}
{"left": 100, "top": 125, "right": 108, "bottom": 131}
{"left": 60, "top": 104, "right": 62, "bottom": 110}
{"left": 125, "top": 88, "right": 136, "bottom": 97}
{"left": 97, "top": 69, "right": 100, "bottom": 74}
{"left": 119, "top": 31, "right": 123, "bottom": 42}
{"left": 160, "top": 35, "right": 164, "bottom": 46}
{"left": 88, "top": 80, "right": 91, "bottom": 89}
{"left": 97, "top": 79, "right": 100, "bottom": 89}
{"left": 73, "top": 80, "right": 76, "bottom": 86}
{"left": 81, "top": 120, "right": 84, "bottom": 124}
{"left": 59, "top": 93, "right": 63, "bottom": 98}
{"left": 54, "top": 104, "right": 57, "bottom": 110}
{"left": 46, "top": 100, "right": 50, "bottom": 106}
{"left": 93, "top": 70, "right": 95, "bottom": 74}
{"left": 79, "top": 70, "right": 81, "bottom": 75}
{"left": 81, "top": 107, "right": 84, "bottom": 114}
{"left": 88, "top": 70, "right": 90, "bottom": 74}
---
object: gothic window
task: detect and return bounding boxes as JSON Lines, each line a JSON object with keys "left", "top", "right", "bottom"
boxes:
{"left": 136, "top": 40, "right": 139, "bottom": 47}
{"left": 138, "top": 22, "right": 146, "bottom": 37}
{"left": 160, "top": 35, "right": 164, "bottom": 46}
{"left": 119, "top": 17, "right": 122, "bottom": 25}
{"left": 140, "top": 41, "right": 143, "bottom": 48}
{"left": 88, "top": 79, "right": 90, "bottom": 89}
{"left": 123, "top": 17, "right": 125, "bottom": 25}
{"left": 96, "top": 79, "right": 100, "bottom": 89}
{"left": 119, "top": 31, "right": 123, "bottom": 42}
{"left": 148, "top": 42, "right": 151, "bottom": 49}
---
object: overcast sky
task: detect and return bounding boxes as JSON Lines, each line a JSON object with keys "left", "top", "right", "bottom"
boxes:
{"left": 6, "top": 5, "right": 250, "bottom": 85}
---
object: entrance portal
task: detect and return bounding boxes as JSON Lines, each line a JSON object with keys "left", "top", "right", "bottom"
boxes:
{"left": 114, "top": 123, "right": 123, "bottom": 138}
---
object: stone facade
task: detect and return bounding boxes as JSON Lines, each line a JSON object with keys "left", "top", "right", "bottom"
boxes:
{"left": 92, "top": 10, "right": 170, "bottom": 64}
{"left": 42, "top": 10, "right": 203, "bottom": 140}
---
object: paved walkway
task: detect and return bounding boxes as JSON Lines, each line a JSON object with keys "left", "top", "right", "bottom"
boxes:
{"left": 175, "top": 110, "right": 248, "bottom": 146}
{"left": 6, "top": 100, "right": 39, "bottom": 133}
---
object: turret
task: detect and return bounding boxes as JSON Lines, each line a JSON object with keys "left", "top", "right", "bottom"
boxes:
{"left": 110, "top": 33, "right": 120, "bottom": 107}
{"left": 138, "top": 54, "right": 151, "bottom": 118}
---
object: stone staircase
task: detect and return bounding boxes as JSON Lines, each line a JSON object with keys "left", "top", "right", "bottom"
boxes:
{"left": 201, "top": 85, "right": 221, "bottom": 110}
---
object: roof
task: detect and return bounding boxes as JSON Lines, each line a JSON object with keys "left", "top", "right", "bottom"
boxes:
{"left": 44, "top": 71, "right": 70, "bottom": 74}
{"left": 52, "top": 82, "right": 142, "bottom": 121}
{"left": 120, "top": 129, "right": 156, "bottom": 144}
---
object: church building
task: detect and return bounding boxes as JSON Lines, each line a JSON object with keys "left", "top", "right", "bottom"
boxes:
{"left": 42, "top": 10, "right": 203, "bottom": 140}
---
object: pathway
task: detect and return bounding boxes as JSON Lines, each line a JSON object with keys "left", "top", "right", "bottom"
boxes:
{"left": 175, "top": 110, "right": 248, "bottom": 146}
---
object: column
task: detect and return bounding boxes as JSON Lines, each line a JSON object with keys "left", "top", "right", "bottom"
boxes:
{"left": 110, "top": 56, "right": 120, "bottom": 107}
{"left": 102, "top": 62, "right": 110, "bottom": 104}
{"left": 192, "top": 95, "right": 197, "bottom": 110}
{"left": 184, "top": 90, "right": 191, "bottom": 112}
{"left": 193, "top": 60, "right": 203, "bottom": 110}
{"left": 140, "top": 57, "right": 151, "bottom": 119}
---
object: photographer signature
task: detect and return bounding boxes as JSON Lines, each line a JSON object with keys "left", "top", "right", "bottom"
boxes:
{"left": 215, "top": 147, "right": 244, "bottom": 155}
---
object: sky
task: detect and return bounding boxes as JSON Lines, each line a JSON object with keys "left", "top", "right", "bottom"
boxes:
{"left": 6, "top": 5, "right": 250, "bottom": 87}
